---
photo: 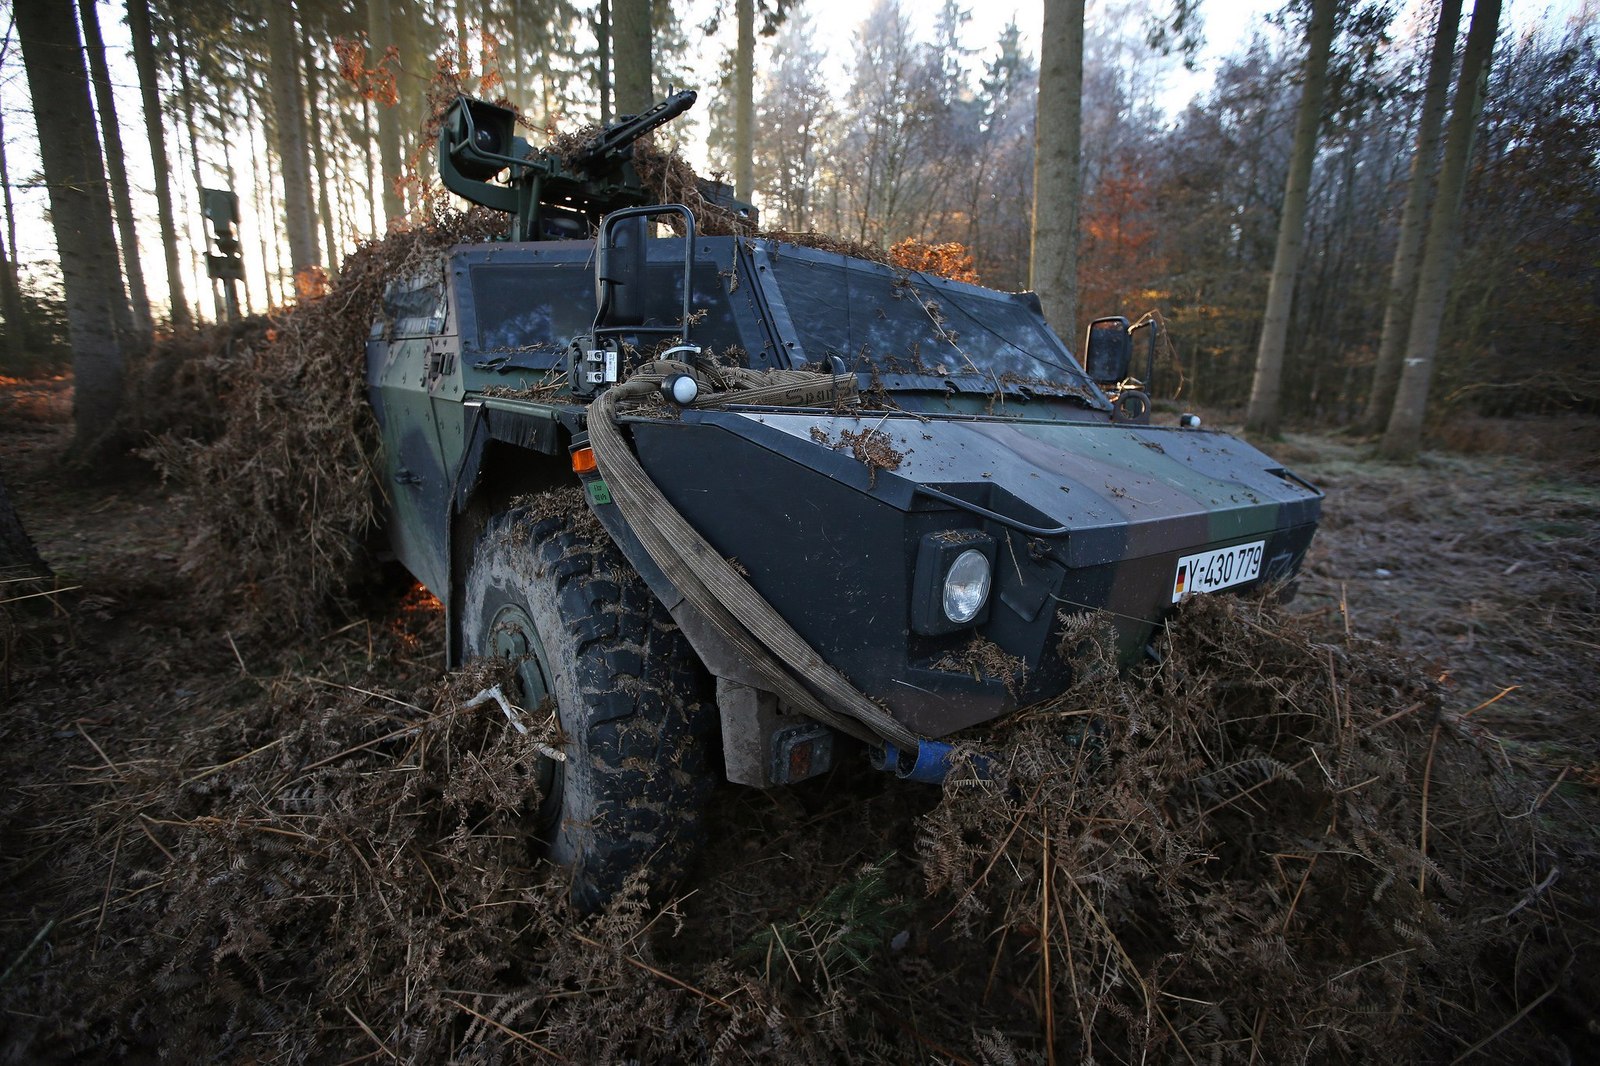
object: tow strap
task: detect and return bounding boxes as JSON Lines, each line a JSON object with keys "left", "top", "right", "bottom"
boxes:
{"left": 586, "top": 361, "right": 921, "bottom": 753}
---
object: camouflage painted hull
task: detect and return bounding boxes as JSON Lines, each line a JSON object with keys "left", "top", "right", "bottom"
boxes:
{"left": 630, "top": 407, "right": 1322, "bottom": 736}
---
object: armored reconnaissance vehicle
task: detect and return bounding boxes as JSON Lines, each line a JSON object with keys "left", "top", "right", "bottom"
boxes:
{"left": 367, "top": 91, "right": 1323, "bottom": 906}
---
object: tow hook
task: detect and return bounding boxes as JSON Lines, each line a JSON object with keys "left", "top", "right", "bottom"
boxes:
{"left": 872, "top": 740, "right": 992, "bottom": 784}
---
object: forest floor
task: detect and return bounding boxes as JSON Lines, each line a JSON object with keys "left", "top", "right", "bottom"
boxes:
{"left": 1, "top": 375, "right": 1597, "bottom": 1063}
{"left": 1268, "top": 416, "right": 1600, "bottom": 791}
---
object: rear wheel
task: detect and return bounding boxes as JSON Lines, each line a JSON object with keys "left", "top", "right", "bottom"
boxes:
{"left": 461, "top": 503, "right": 714, "bottom": 910}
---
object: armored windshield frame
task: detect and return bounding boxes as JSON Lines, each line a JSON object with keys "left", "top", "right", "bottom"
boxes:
{"left": 748, "top": 240, "right": 1110, "bottom": 409}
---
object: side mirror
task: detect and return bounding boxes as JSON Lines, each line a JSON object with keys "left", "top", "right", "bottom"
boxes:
{"left": 595, "top": 214, "right": 648, "bottom": 327}
{"left": 1083, "top": 316, "right": 1132, "bottom": 384}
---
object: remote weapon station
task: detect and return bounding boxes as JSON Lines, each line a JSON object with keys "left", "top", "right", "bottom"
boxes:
{"left": 367, "top": 91, "right": 1323, "bottom": 906}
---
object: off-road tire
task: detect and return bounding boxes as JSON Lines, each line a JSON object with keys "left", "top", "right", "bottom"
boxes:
{"left": 461, "top": 506, "right": 714, "bottom": 911}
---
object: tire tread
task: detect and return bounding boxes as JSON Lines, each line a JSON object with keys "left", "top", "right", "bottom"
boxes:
{"left": 463, "top": 507, "right": 715, "bottom": 909}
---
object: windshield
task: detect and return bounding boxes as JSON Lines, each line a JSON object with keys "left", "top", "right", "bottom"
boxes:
{"left": 761, "top": 243, "right": 1102, "bottom": 399}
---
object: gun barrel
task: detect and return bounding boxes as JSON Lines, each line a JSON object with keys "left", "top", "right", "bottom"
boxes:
{"left": 577, "top": 89, "right": 698, "bottom": 169}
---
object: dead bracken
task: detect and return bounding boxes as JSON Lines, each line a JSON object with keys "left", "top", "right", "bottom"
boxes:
{"left": 0, "top": 562, "right": 1584, "bottom": 1062}
{"left": 810, "top": 424, "right": 906, "bottom": 486}
{"left": 931, "top": 633, "right": 1029, "bottom": 696}
{"left": 143, "top": 204, "right": 506, "bottom": 635}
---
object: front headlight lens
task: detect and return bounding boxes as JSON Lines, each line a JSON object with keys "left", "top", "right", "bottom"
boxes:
{"left": 942, "top": 549, "right": 991, "bottom": 624}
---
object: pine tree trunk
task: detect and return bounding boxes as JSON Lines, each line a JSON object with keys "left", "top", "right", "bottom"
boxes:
{"left": 128, "top": 0, "right": 190, "bottom": 329}
{"left": 480, "top": 0, "right": 495, "bottom": 90}
{"left": 735, "top": 0, "right": 755, "bottom": 201}
{"left": 214, "top": 87, "right": 253, "bottom": 317}
{"left": 80, "top": 0, "right": 151, "bottom": 345}
{"left": 14, "top": 0, "right": 128, "bottom": 452}
{"left": 1380, "top": 0, "right": 1502, "bottom": 461}
{"left": 367, "top": 0, "right": 406, "bottom": 226}
{"left": 267, "top": 0, "right": 320, "bottom": 279}
{"left": 612, "top": 0, "right": 652, "bottom": 117}
{"left": 1244, "top": 0, "right": 1336, "bottom": 437}
{"left": 506, "top": 0, "right": 522, "bottom": 103}
{"left": 1030, "top": 0, "right": 1086, "bottom": 347}
{"left": 455, "top": 4, "right": 471, "bottom": 85}
{"left": 302, "top": 21, "right": 338, "bottom": 277}
{"left": 172, "top": 24, "right": 209, "bottom": 320}
{"left": 257, "top": 77, "right": 290, "bottom": 305}
{"left": 397, "top": 0, "right": 430, "bottom": 198}
{"left": 597, "top": 0, "right": 612, "bottom": 124}
{"left": 245, "top": 82, "right": 278, "bottom": 306}
{"left": 0, "top": 114, "right": 28, "bottom": 363}
{"left": 1361, "top": 0, "right": 1462, "bottom": 434}
{"left": 0, "top": 234, "right": 26, "bottom": 367}
{"left": 0, "top": 107, "right": 22, "bottom": 319}
{"left": 362, "top": 98, "right": 379, "bottom": 234}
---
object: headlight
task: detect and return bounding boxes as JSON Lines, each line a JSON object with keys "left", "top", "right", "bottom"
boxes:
{"left": 942, "top": 549, "right": 991, "bottom": 624}
{"left": 912, "top": 531, "right": 995, "bottom": 634}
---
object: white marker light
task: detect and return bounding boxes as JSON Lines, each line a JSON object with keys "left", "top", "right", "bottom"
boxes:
{"left": 662, "top": 373, "right": 699, "bottom": 405}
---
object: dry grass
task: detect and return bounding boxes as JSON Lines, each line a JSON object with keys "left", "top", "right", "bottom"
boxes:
{"left": 931, "top": 634, "right": 1028, "bottom": 697}
{"left": 1290, "top": 436, "right": 1599, "bottom": 743}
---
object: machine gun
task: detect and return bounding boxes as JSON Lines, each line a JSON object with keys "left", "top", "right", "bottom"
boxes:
{"left": 438, "top": 90, "right": 753, "bottom": 242}
{"left": 572, "top": 91, "right": 696, "bottom": 171}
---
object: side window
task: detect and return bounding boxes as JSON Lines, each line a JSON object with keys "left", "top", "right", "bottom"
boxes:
{"left": 381, "top": 265, "right": 447, "bottom": 339}
{"left": 458, "top": 242, "right": 765, "bottom": 369}
{"left": 469, "top": 263, "right": 595, "bottom": 364}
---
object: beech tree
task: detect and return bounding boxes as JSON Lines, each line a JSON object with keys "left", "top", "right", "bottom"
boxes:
{"left": 1361, "top": 0, "right": 1462, "bottom": 433}
{"left": 366, "top": 0, "right": 406, "bottom": 226}
{"left": 0, "top": 104, "right": 28, "bottom": 363}
{"left": 1439, "top": 21, "right": 1600, "bottom": 413}
{"left": 0, "top": 0, "right": 1585, "bottom": 444}
{"left": 1244, "top": 0, "right": 1337, "bottom": 437}
{"left": 968, "top": 21, "right": 1036, "bottom": 290}
{"left": 726, "top": 0, "right": 792, "bottom": 201}
{"left": 1381, "top": 0, "right": 1503, "bottom": 459}
{"left": 1030, "top": 0, "right": 1086, "bottom": 345}
{"left": 916, "top": 2, "right": 982, "bottom": 244}
{"left": 735, "top": 0, "right": 755, "bottom": 200}
{"left": 754, "top": 11, "right": 832, "bottom": 230}
{"left": 595, "top": 0, "right": 612, "bottom": 123}
{"left": 836, "top": 0, "right": 938, "bottom": 244}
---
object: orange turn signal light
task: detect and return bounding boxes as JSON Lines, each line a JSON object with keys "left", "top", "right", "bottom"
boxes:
{"left": 570, "top": 446, "right": 597, "bottom": 475}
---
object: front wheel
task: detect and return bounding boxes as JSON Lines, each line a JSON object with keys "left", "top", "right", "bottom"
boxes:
{"left": 460, "top": 499, "right": 714, "bottom": 910}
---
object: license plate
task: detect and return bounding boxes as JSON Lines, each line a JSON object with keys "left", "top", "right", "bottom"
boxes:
{"left": 1171, "top": 540, "right": 1265, "bottom": 602}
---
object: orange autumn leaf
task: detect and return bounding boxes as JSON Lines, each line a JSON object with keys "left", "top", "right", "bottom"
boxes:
{"left": 888, "top": 238, "right": 980, "bottom": 284}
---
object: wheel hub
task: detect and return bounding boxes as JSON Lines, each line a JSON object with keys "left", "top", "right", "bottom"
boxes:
{"left": 487, "top": 604, "right": 563, "bottom": 833}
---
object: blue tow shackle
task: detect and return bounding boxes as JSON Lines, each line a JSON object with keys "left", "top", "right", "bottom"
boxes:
{"left": 872, "top": 739, "right": 992, "bottom": 784}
